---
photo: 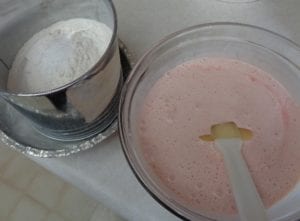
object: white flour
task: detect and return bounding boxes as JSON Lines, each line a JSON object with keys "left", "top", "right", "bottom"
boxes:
{"left": 7, "top": 18, "right": 112, "bottom": 93}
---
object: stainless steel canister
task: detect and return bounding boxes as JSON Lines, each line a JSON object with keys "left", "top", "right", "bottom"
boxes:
{"left": 0, "top": 0, "right": 122, "bottom": 141}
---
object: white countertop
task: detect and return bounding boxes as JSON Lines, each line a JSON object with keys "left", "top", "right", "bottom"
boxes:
{"left": 26, "top": 0, "right": 300, "bottom": 220}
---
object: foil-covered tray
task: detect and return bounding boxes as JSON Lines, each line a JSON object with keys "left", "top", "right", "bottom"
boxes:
{"left": 0, "top": 41, "right": 133, "bottom": 157}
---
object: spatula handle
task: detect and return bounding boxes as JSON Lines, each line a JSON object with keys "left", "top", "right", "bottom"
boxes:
{"left": 216, "top": 139, "right": 268, "bottom": 221}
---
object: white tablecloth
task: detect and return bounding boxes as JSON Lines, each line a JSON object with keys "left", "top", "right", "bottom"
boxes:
{"left": 32, "top": 1, "right": 300, "bottom": 220}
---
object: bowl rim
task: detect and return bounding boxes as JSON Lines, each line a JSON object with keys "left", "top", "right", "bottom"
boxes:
{"left": 118, "top": 22, "right": 300, "bottom": 221}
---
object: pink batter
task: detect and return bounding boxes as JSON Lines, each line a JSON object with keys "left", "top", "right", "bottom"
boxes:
{"left": 138, "top": 58, "right": 300, "bottom": 216}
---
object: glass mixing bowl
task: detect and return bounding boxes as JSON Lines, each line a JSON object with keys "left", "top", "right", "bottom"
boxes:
{"left": 119, "top": 23, "right": 300, "bottom": 221}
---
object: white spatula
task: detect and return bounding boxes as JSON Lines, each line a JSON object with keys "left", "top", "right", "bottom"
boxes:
{"left": 209, "top": 122, "right": 268, "bottom": 221}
